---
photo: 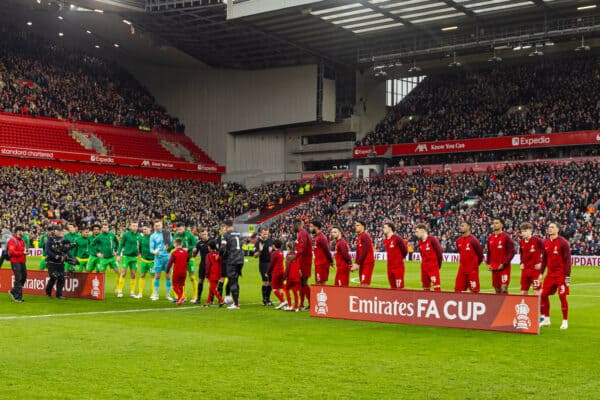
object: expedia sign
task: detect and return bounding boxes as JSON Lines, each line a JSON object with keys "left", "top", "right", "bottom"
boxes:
{"left": 310, "top": 286, "right": 539, "bottom": 334}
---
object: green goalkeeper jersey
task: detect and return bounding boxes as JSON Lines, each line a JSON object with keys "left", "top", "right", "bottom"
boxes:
{"left": 64, "top": 232, "right": 81, "bottom": 257}
{"left": 118, "top": 230, "right": 141, "bottom": 257}
{"left": 91, "top": 232, "right": 119, "bottom": 258}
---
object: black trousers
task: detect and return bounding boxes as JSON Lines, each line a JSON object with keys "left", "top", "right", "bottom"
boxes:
{"left": 46, "top": 262, "right": 65, "bottom": 298}
{"left": 10, "top": 262, "right": 27, "bottom": 300}
{"left": 227, "top": 263, "right": 244, "bottom": 305}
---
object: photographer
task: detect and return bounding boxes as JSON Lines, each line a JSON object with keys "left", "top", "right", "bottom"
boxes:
{"left": 45, "top": 225, "right": 77, "bottom": 299}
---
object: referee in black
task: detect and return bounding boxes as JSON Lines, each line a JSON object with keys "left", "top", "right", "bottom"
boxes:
{"left": 254, "top": 227, "right": 274, "bottom": 306}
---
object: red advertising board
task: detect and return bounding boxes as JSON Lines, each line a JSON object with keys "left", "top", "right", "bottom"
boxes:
{"left": 0, "top": 146, "right": 224, "bottom": 174}
{"left": 354, "top": 130, "right": 600, "bottom": 158}
{"left": 385, "top": 156, "right": 600, "bottom": 176}
{"left": 0, "top": 269, "right": 105, "bottom": 300}
{"left": 310, "top": 286, "right": 539, "bottom": 334}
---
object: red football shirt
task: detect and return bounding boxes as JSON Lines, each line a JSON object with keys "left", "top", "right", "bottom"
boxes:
{"left": 486, "top": 232, "right": 515, "bottom": 270}
{"left": 313, "top": 231, "right": 333, "bottom": 267}
{"left": 334, "top": 238, "right": 352, "bottom": 271}
{"left": 519, "top": 237, "right": 544, "bottom": 271}
{"left": 205, "top": 250, "right": 222, "bottom": 281}
{"left": 355, "top": 232, "right": 374, "bottom": 266}
{"left": 457, "top": 234, "right": 483, "bottom": 273}
{"left": 295, "top": 229, "right": 313, "bottom": 267}
{"left": 543, "top": 236, "right": 571, "bottom": 277}
{"left": 384, "top": 233, "right": 407, "bottom": 269}
{"left": 167, "top": 248, "right": 188, "bottom": 276}
{"left": 418, "top": 236, "right": 442, "bottom": 270}
{"left": 285, "top": 254, "right": 301, "bottom": 283}
{"left": 268, "top": 249, "right": 284, "bottom": 276}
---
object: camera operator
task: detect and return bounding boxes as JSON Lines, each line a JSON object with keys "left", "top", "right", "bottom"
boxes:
{"left": 7, "top": 226, "right": 27, "bottom": 302}
{"left": 45, "top": 225, "right": 77, "bottom": 299}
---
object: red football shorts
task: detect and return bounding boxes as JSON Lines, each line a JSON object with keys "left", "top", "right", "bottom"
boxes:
{"left": 334, "top": 268, "right": 350, "bottom": 287}
{"left": 542, "top": 274, "right": 570, "bottom": 296}
{"left": 314, "top": 264, "right": 330, "bottom": 283}
{"left": 421, "top": 265, "right": 441, "bottom": 289}
{"left": 491, "top": 265, "right": 511, "bottom": 288}
{"left": 271, "top": 272, "right": 285, "bottom": 290}
{"left": 520, "top": 268, "right": 543, "bottom": 292}
{"left": 454, "top": 268, "right": 480, "bottom": 292}
{"left": 387, "top": 265, "right": 405, "bottom": 289}
{"left": 359, "top": 262, "right": 375, "bottom": 285}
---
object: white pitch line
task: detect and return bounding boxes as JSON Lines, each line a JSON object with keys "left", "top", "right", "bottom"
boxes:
{"left": 0, "top": 306, "right": 196, "bottom": 321}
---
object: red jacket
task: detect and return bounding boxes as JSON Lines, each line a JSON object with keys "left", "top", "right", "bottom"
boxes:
{"left": 205, "top": 251, "right": 222, "bottom": 281}
{"left": 457, "top": 234, "right": 483, "bottom": 273}
{"left": 519, "top": 236, "right": 545, "bottom": 273}
{"left": 295, "top": 229, "right": 313, "bottom": 268}
{"left": 486, "top": 232, "right": 515, "bottom": 270}
{"left": 313, "top": 231, "right": 333, "bottom": 268}
{"left": 7, "top": 234, "right": 26, "bottom": 263}
{"left": 355, "top": 232, "right": 374, "bottom": 266}
{"left": 334, "top": 238, "right": 352, "bottom": 272}
{"left": 167, "top": 248, "right": 188, "bottom": 276}
{"left": 543, "top": 236, "right": 571, "bottom": 277}
{"left": 384, "top": 233, "right": 407, "bottom": 269}
{"left": 268, "top": 250, "right": 284, "bottom": 276}
{"left": 418, "top": 236, "right": 443, "bottom": 270}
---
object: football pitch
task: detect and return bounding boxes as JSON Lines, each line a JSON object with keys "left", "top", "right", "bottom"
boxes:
{"left": 1, "top": 257, "right": 598, "bottom": 400}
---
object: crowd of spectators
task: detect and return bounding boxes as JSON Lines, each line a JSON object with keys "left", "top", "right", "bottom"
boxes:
{"left": 270, "top": 161, "right": 600, "bottom": 256}
{"left": 0, "top": 26, "right": 183, "bottom": 132}
{"left": 358, "top": 55, "right": 600, "bottom": 146}
{"left": 0, "top": 161, "right": 598, "bottom": 255}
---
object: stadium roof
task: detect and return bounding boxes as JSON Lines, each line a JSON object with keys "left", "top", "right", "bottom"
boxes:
{"left": 5, "top": 0, "right": 600, "bottom": 70}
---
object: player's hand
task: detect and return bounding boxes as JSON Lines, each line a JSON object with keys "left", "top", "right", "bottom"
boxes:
{"left": 534, "top": 263, "right": 541, "bottom": 270}
{"left": 116, "top": 256, "right": 121, "bottom": 264}
{"left": 153, "top": 250, "right": 159, "bottom": 255}
{"left": 97, "top": 253, "right": 104, "bottom": 258}
{"left": 351, "top": 263, "right": 359, "bottom": 272}
{"left": 520, "top": 264, "right": 524, "bottom": 270}
{"left": 330, "top": 263, "right": 336, "bottom": 270}
{"left": 565, "top": 276, "right": 571, "bottom": 287}
{"left": 259, "top": 243, "right": 264, "bottom": 252}
{"left": 164, "top": 245, "right": 169, "bottom": 251}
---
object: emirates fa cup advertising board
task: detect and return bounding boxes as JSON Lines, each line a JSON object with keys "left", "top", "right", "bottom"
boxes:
{"left": 0, "top": 269, "right": 105, "bottom": 300}
{"left": 311, "top": 286, "right": 539, "bottom": 334}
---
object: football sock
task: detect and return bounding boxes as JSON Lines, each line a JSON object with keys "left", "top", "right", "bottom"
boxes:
{"left": 293, "top": 289, "right": 299, "bottom": 309}
{"left": 273, "top": 289, "right": 284, "bottom": 303}
{"left": 266, "top": 285, "right": 272, "bottom": 302}
{"left": 217, "top": 281, "right": 224, "bottom": 297}
{"left": 190, "top": 275, "right": 199, "bottom": 299}
{"left": 153, "top": 278, "right": 160, "bottom": 296}
{"left": 138, "top": 276, "right": 145, "bottom": 296}
{"left": 261, "top": 286, "right": 267, "bottom": 303}
{"left": 559, "top": 294, "right": 568, "bottom": 319}
{"left": 284, "top": 288, "right": 291, "bottom": 304}
{"left": 129, "top": 278, "right": 135, "bottom": 294}
{"left": 300, "top": 286, "right": 306, "bottom": 307}
{"left": 166, "top": 279, "right": 172, "bottom": 297}
{"left": 303, "top": 286, "right": 311, "bottom": 306}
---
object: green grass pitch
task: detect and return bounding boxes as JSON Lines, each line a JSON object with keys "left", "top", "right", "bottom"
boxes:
{"left": 0, "top": 257, "right": 598, "bottom": 399}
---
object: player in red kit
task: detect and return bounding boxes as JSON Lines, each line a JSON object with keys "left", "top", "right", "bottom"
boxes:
{"left": 519, "top": 222, "right": 545, "bottom": 295}
{"left": 455, "top": 221, "right": 483, "bottom": 293}
{"left": 284, "top": 241, "right": 301, "bottom": 312}
{"left": 486, "top": 218, "right": 515, "bottom": 294}
{"left": 352, "top": 220, "right": 375, "bottom": 287}
{"left": 268, "top": 239, "right": 287, "bottom": 309}
{"left": 293, "top": 219, "right": 312, "bottom": 310}
{"left": 310, "top": 220, "right": 333, "bottom": 285}
{"left": 204, "top": 241, "right": 224, "bottom": 307}
{"left": 331, "top": 227, "right": 352, "bottom": 287}
{"left": 166, "top": 239, "right": 188, "bottom": 306}
{"left": 383, "top": 222, "right": 407, "bottom": 289}
{"left": 540, "top": 222, "right": 572, "bottom": 330}
{"left": 414, "top": 224, "right": 442, "bottom": 291}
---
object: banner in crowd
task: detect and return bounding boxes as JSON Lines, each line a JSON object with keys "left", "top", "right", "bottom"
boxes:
{"left": 353, "top": 130, "right": 600, "bottom": 158}
{"left": 348, "top": 251, "right": 600, "bottom": 266}
{"left": 310, "top": 286, "right": 540, "bottom": 334}
{"left": 0, "top": 146, "right": 225, "bottom": 174}
{"left": 0, "top": 269, "right": 105, "bottom": 300}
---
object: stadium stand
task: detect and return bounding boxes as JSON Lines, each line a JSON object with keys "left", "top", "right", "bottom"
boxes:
{"left": 269, "top": 161, "right": 600, "bottom": 256}
{"left": 358, "top": 56, "right": 600, "bottom": 146}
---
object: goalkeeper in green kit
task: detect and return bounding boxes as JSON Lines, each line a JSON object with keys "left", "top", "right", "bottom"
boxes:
{"left": 64, "top": 224, "right": 80, "bottom": 272}
{"left": 74, "top": 227, "right": 91, "bottom": 272}
{"left": 117, "top": 222, "right": 141, "bottom": 298}
{"left": 173, "top": 223, "right": 199, "bottom": 302}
